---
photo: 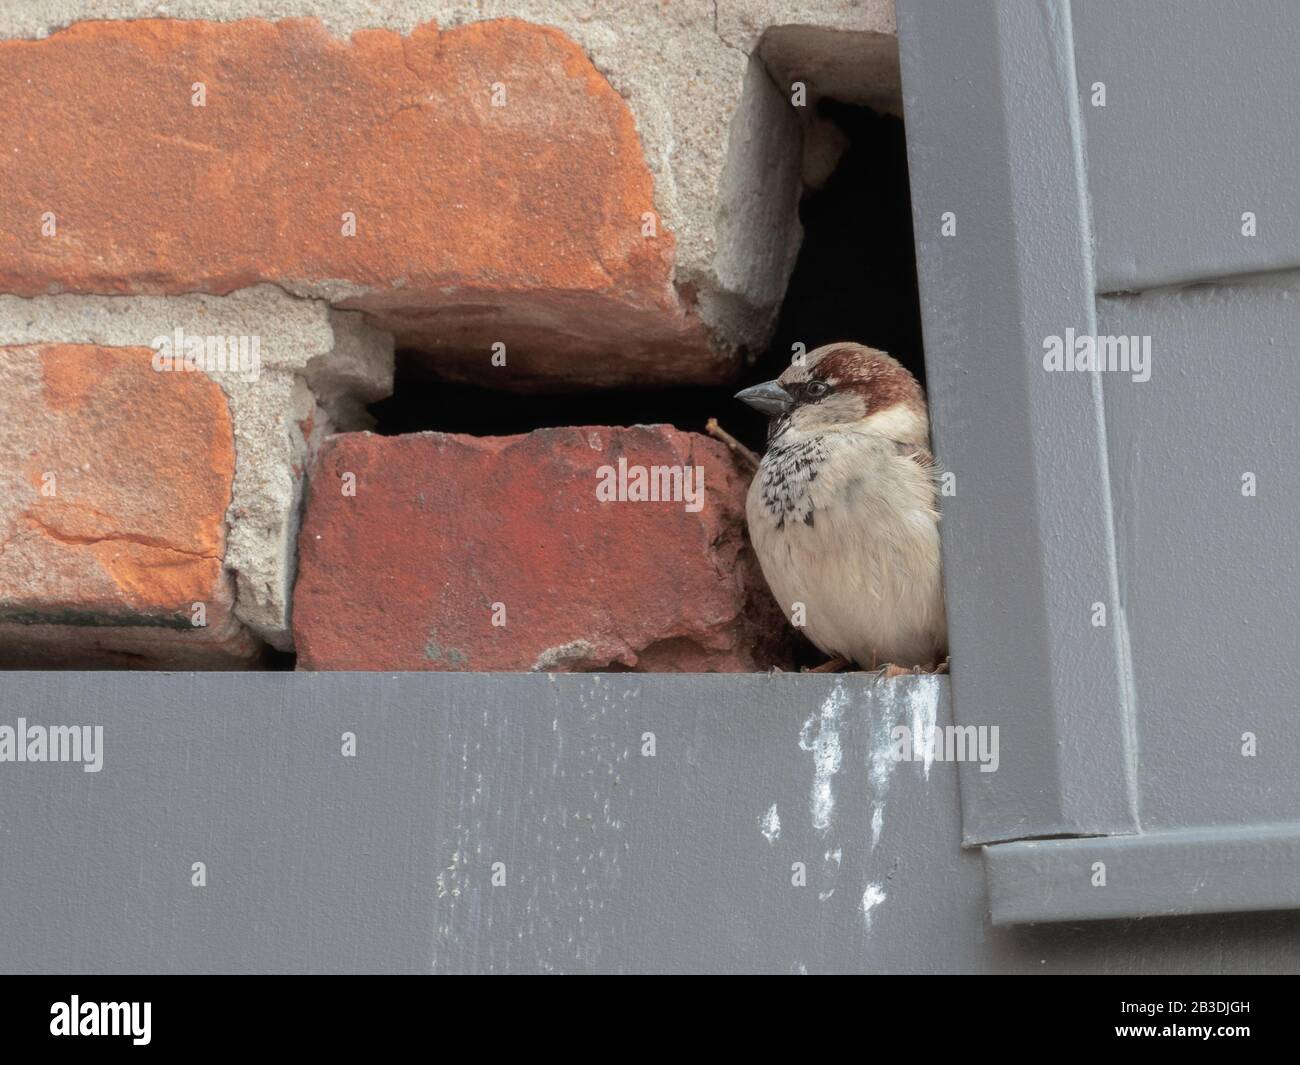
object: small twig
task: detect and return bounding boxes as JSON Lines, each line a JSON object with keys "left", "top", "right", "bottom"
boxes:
{"left": 705, "top": 417, "right": 760, "bottom": 472}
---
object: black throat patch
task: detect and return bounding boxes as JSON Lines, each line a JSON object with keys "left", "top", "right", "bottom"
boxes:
{"left": 758, "top": 436, "right": 829, "bottom": 531}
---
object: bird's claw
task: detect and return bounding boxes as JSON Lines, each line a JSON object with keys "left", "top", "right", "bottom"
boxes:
{"left": 871, "top": 657, "right": 949, "bottom": 682}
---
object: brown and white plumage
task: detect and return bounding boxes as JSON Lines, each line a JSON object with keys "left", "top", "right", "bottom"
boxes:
{"left": 737, "top": 342, "right": 947, "bottom": 670}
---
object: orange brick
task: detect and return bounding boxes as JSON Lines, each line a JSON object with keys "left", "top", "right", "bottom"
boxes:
{"left": 0, "top": 18, "right": 720, "bottom": 387}
{"left": 293, "top": 427, "right": 794, "bottom": 672}
{"left": 0, "top": 344, "right": 258, "bottom": 667}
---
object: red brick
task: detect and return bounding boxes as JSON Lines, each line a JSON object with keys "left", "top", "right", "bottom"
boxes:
{"left": 0, "top": 18, "right": 722, "bottom": 388}
{"left": 0, "top": 344, "right": 258, "bottom": 667}
{"left": 293, "top": 427, "right": 792, "bottom": 671}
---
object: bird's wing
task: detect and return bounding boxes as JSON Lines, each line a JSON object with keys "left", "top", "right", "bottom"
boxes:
{"left": 892, "top": 441, "right": 944, "bottom": 519}
{"left": 892, "top": 440, "right": 937, "bottom": 471}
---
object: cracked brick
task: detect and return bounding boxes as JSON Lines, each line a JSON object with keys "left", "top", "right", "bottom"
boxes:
{"left": 0, "top": 343, "right": 260, "bottom": 667}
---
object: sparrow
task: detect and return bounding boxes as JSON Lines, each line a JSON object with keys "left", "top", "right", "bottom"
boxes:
{"left": 736, "top": 342, "right": 947, "bottom": 672}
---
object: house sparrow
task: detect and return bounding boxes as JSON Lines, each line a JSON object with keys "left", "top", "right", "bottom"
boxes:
{"left": 736, "top": 342, "right": 947, "bottom": 671}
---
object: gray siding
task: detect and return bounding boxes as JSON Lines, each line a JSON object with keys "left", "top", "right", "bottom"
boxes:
{"left": 1075, "top": 0, "right": 1300, "bottom": 292}
{"left": 5, "top": 671, "right": 1300, "bottom": 972}
{"left": 898, "top": 0, "right": 1138, "bottom": 845}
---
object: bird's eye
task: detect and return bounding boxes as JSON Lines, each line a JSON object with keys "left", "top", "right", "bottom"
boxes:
{"left": 804, "top": 380, "right": 831, "bottom": 399}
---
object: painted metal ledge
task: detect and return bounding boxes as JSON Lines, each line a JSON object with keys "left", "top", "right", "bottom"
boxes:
{"left": 8, "top": 671, "right": 1300, "bottom": 970}
{"left": 0, "top": 670, "right": 965, "bottom": 973}
{"left": 985, "top": 823, "right": 1300, "bottom": 925}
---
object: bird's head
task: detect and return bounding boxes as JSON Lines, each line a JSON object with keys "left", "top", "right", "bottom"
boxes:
{"left": 735, "top": 342, "right": 929, "bottom": 445}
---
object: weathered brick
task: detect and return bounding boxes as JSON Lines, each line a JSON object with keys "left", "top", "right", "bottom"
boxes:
{"left": 0, "top": 344, "right": 259, "bottom": 667}
{"left": 0, "top": 17, "right": 721, "bottom": 389}
{"left": 0, "top": 289, "right": 395, "bottom": 650}
{"left": 293, "top": 426, "right": 792, "bottom": 671}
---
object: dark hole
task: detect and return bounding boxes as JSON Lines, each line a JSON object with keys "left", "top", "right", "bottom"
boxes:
{"left": 736, "top": 100, "right": 924, "bottom": 448}
{"left": 362, "top": 101, "right": 923, "bottom": 673}
{"left": 367, "top": 100, "right": 923, "bottom": 457}
{"left": 262, "top": 647, "right": 298, "bottom": 671}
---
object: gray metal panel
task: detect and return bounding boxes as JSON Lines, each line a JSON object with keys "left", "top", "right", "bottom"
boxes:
{"left": 7, "top": 671, "right": 1300, "bottom": 972}
{"left": 1074, "top": 0, "right": 1300, "bottom": 293}
{"left": 986, "top": 823, "right": 1300, "bottom": 924}
{"left": 897, "top": 0, "right": 1138, "bottom": 844}
{"left": 0, "top": 671, "right": 980, "bottom": 973}
{"left": 0, "top": 672, "right": 440, "bottom": 974}
{"left": 1096, "top": 274, "right": 1300, "bottom": 831}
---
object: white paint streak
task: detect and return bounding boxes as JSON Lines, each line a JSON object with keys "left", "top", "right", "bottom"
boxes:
{"left": 905, "top": 674, "right": 941, "bottom": 780}
{"left": 759, "top": 803, "right": 781, "bottom": 844}
{"left": 866, "top": 682, "right": 901, "bottom": 850}
{"left": 860, "top": 882, "right": 887, "bottom": 931}
{"left": 867, "top": 683, "right": 900, "bottom": 793}
{"left": 860, "top": 676, "right": 943, "bottom": 851}
{"left": 435, "top": 850, "right": 465, "bottom": 900}
{"left": 799, "top": 680, "right": 847, "bottom": 835}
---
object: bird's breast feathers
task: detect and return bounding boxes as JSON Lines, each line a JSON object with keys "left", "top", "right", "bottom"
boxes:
{"left": 745, "top": 429, "right": 946, "bottom": 666}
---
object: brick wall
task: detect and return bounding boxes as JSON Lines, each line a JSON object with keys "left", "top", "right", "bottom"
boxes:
{"left": 0, "top": 1, "right": 897, "bottom": 670}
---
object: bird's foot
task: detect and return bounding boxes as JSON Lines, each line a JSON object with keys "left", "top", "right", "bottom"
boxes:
{"left": 806, "top": 656, "right": 850, "bottom": 674}
{"left": 873, "top": 658, "right": 949, "bottom": 681}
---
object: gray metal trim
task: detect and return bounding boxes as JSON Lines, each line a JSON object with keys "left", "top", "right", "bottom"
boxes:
{"left": 985, "top": 824, "right": 1300, "bottom": 924}
{"left": 10, "top": 670, "right": 1300, "bottom": 969}
{"left": 0, "top": 670, "right": 964, "bottom": 974}
{"left": 897, "top": 0, "right": 1138, "bottom": 844}
{"left": 1094, "top": 273, "right": 1300, "bottom": 833}
{"left": 1073, "top": 0, "right": 1300, "bottom": 294}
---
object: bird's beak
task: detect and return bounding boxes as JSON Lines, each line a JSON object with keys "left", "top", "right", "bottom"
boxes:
{"left": 735, "top": 380, "right": 793, "bottom": 416}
